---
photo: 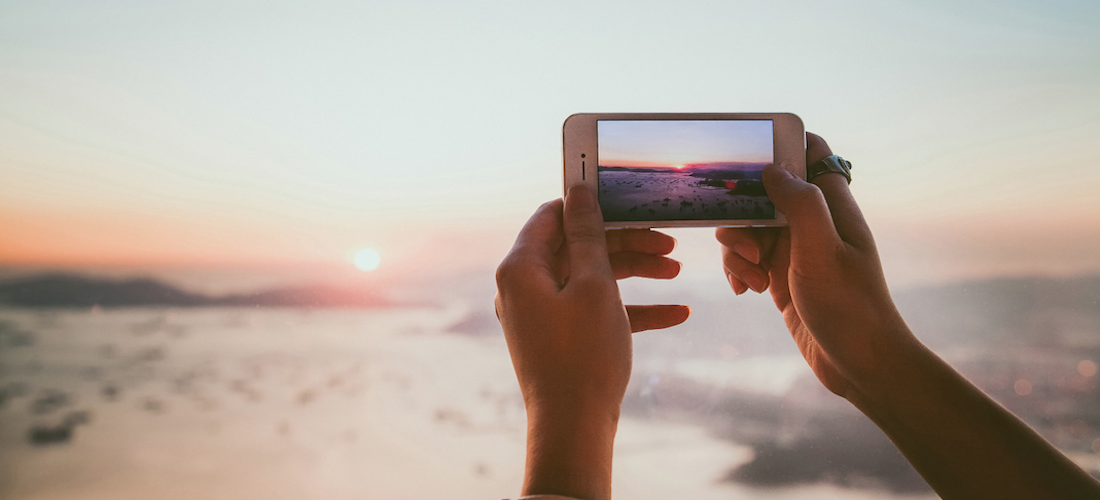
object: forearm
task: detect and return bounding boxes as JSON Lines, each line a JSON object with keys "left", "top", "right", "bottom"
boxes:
{"left": 849, "top": 330, "right": 1100, "bottom": 499}
{"left": 522, "top": 405, "right": 620, "bottom": 500}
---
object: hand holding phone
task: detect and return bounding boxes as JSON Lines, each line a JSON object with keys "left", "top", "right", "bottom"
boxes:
{"left": 495, "top": 186, "right": 690, "bottom": 500}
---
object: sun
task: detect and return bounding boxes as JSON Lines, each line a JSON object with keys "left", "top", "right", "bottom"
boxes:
{"left": 354, "top": 248, "right": 381, "bottom": 271}
{"left": 673, "top": 164, "right": 685, "bottom": 170}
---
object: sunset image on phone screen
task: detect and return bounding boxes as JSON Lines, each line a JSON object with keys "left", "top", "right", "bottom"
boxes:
{"left": 597, "top": 120, "right": 775, "bottom": 221}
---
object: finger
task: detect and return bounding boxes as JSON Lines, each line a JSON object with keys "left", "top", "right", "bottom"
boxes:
{"left": 563, "top": 184, "right": 614, "bottom": 279}
{"left": 762, "top": 163, "right": 842, "bottom": 260}
{"left": 626, "top": 305, "right": 691, "bottom": 333}
{"left": 606, "top": 229, "right": 676, "bottom": 255}
{"left": 497, "top": 199, "right": 565, "bottom": 291}
{"left": 766, "top": 229, "right": 794, "bottom": 312}
{"left": 715, "top": 227, "right": 780, "bottom": 268}
{"left": 511, "top": 199, "right": 565, "bottom": 256}
{"left": 756, "top": 229, "right": 780, "bottom": 268}
{"left": 721, "top": 245, "right": 769, "bottom": 293}
{"left": 609, "top": 253, "right": 681, "bottom": 280}
{"left": 805, "top": 132, "right": 874, "bottom": 249}
{"left": 553, "top": 237, "right": 570, "bottom": 286}
{"left": 806, "top": 131, "right": 834, "bottom": 164}
{"left": 715, "top": 227, "right": 762, "bottom": 264}
{"left": 726, "top": 272, "right": 749, "bottom": 295}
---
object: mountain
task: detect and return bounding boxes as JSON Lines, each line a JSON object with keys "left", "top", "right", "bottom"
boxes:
{"left": 596, "top": 166, "right": 666, "bottom": 173}
{"left": 893, "top": 274, "right": 1100, "bottom": 349}
{"left": 0, "top": 274, "right": 391, "bottom": 309}
{"left": 598, "top": 162, "right": 769, "bottom": 174}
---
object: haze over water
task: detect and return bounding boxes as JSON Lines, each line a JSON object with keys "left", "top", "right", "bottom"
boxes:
{"left": 1, "top": 0, "right": 1099, "bottom": 498}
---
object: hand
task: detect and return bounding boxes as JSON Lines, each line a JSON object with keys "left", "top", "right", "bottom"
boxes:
{"left": 495, "top": 185, "right": 689, "bottom": 500}
{"left": 718, "top": 134, "right": 1100, "bottom": 498}
{"left": 716, "top": 133, "right": 912, "bottom": 401}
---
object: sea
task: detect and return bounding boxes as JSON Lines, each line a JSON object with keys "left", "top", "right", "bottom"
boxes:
{"left": 1, "top": 252, "right": 1098, "bottom": 500}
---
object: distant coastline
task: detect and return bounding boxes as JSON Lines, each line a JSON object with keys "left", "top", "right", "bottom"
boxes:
{"left": 0, "top": 273, "right": 392, "bottom": 308}
{"left": 598, "top": 162, "right": 769, "bottom": 177}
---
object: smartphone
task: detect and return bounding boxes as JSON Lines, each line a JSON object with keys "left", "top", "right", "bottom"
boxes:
{"left": 563, "top": 113, "right": 805, "bottom": 228}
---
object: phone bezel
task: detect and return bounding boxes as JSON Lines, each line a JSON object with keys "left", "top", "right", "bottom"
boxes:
{"left": 563, "top": 112, "right": 805, "bottom": 228}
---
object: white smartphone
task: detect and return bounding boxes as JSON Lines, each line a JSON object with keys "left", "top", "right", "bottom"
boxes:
{"left": 563, "top": 113, "right": 805, "bottom": 228}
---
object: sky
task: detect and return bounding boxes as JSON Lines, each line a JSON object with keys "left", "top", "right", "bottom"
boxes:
{"left": 1, "top": 0, "right": 1099, "bottom": 288}
{"left": 598, "top": 120, "right": 773, "bottom": 168}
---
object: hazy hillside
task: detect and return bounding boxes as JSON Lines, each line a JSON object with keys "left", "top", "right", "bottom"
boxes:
{"left": 894, "top": 275, "right": 1100, "bottom": 350}
{"left": 0, "top": 274, "right": 391, "bottom": 309}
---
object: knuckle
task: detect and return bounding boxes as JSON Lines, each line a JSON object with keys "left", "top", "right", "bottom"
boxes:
{"left": 569, "top": 272, "right": 612, "bottom": 294}
{"left": 714, "top": 227, "right": 748, "bottom": 247}
{"left": 721, "top": 248, "right": 746, "bottom": 272}
{"left": 569, "top": 224, "right": 605, "bottom": 244}
{"left": 494, "top": 257, "right": 522, "bottom": 288}
{"left": 790, "top": 183, "right": 827, "bottom": 211}
{"left": 536, "top": 199, "right": 560, "bottom": 215}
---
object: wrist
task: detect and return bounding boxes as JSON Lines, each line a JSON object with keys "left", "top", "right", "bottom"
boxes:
{"left": 838, "top": 319, "right": 927, "bottom": 413}
{"left": 842, "top": 327, "right": 948, "bottom": 426}
{"left": 523, "top": 404, "right": 620, "bottom": 500}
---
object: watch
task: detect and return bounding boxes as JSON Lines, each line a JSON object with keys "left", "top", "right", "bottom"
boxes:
{"left": 806, "top": 155, "right": 852, "bottom": 184}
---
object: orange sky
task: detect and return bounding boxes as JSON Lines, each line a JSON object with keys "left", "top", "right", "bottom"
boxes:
{"left": 599, "top": 160, "right": 685, "bottom": 169}
{"left": 1, "top": 1, "right": 1098, "bottom": 287}
{"left": 0, "top": 202, "right": 522, "bottom": 287}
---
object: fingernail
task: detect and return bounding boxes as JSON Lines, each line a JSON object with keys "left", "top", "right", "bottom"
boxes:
{"left": 726, "top": 272, "right": 744, "bottom": 295}
{"left": 745, "top": 271, "right": 766, "bottom": 293}
{"left": 732, "top": 242, "right": 760, "bottom": 265}
{"left": 667, "top": 259, "right": 683, "bottom": 278}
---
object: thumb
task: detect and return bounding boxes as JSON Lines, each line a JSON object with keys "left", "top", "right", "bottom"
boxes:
{"left": 563, "top": 184, "right": 614, "bottom": 279}
{"left": 763, "top": 163, "right": 841, "bottom": 256}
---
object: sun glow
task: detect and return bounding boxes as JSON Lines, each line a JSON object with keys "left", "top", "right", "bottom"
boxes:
{"left": 673, "top": 164, "right": 685, "bottom": 170}
{"left": 354, "top": 248, "right": 381, "bottom": 271}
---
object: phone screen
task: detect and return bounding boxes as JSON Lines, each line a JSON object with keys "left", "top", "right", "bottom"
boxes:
{"left": 596, "top": 120, "right": 775, "bottom": 222}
